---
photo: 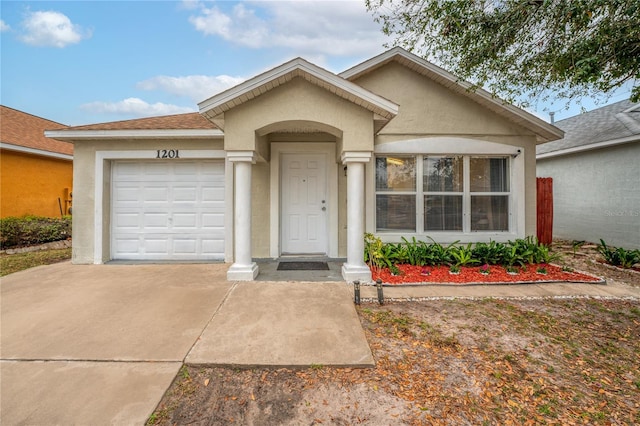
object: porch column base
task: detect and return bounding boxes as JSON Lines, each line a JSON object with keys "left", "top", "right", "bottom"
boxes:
{"left": 341, "top": 263, "right": 372, "bottom": 282}
{"left": 227, "top": 262, "right": 259, "bottom": 281}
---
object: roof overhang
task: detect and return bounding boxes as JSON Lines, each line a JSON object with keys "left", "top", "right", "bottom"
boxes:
{"left": 45, "top": 128, "right": 224, "bottom": 142}
{"left": 0, "top": 142, "right": 73, "bottom": 160}
{"left": 340, "top": 47, "right": 564, "bottom": 144}
{"left": 198, "top": 57, "right": 399, "bottom": 132}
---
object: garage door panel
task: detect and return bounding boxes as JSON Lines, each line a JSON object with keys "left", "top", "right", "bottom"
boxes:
{"left": 114, "top": 212, "right": 140, "bottom": 229}
{"left": 202, "top": 213, "right": 224, "bottom": 228}
{"left": 143, "top": 213, "right": 169, "bottom": 229}
{"left": 172, "top": 213, "right": 197, "bottom": 229}
{"left": 202, "top": 186, "right": 225, "bottom": 202}
{"left": 202, "top": 239, "right": 225, "bottom": 254}
{"left": 173, "top": 239, "right": 197, "bottom": 254}
{"left": 115, "top": 162, "right": 143, "bottom": 177}
{"left": 144, "top": 162, "right": 170, "bottom": 176}
{"left": 114, "top": 185, "right": 141, "bottom": 202}
{"left": 113, "top": 238, "right": 141, "bottom": 255}
{"left": 145, "top": 239, "right": 170, "bottom": 254}
{"left": 174, "top": 186, "right": 198, "bottom": 202}
{"left": 111, "top": 160, "right": 225, "bottom": 260}
{"left": 144, "top": 187, "right": 170, "bottom": 202}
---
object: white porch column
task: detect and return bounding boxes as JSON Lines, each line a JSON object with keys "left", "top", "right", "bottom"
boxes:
{"left": 341, "top": 152, "right": 372, "bottom": 282}
{"left": 227, "top": 151, "right": 259, "bottom": 281}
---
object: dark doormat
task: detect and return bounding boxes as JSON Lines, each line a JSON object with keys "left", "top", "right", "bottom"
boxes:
{"left": 277, "top": 261, "right": 330, "bottom": 271}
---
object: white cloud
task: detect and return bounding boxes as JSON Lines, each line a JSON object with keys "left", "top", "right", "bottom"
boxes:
{"left": 179, "top": 0, "right": 202, "bottom": 11}
{"left": 187, "top": 1, "right": 388, "bottom": 57}
{"left": 0, "top": 19, "right": 10, "bottom": 32}
{"left": 80, "top": 98, "right": 195, "bottom": 117}
{"left": 20, "top": 10, "right": 90, "bottom": 48}
{"left": 137, "top": 74, "right": 245, "bottom": 103}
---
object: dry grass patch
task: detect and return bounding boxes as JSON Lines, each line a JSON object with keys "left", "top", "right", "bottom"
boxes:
{"left": 150, "top": 298, "right": 640, "bottom": 425}
{"left": 0, "top": 248, "right": 71, "bottom": 276}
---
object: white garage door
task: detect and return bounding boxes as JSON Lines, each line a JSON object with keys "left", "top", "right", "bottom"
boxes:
{"left": 111, "top": 160, "right": 225, "bottom": 260}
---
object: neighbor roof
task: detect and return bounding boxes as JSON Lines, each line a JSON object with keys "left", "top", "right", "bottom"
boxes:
{"left": 537, "top": 100, "right": 640, "bottom": 157}
{"left": 341, "top": 47, "right": 564, "bottom": 144}
{"left": 0, "top": 105, "right": 72, "bottom": 156}
{"left": 46, "top": 112, "right": 223, "bottom": 141}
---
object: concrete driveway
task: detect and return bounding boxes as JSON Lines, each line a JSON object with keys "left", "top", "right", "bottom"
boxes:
{"left": 1, "top": 262, "right": 233, "bottom": 425}
{"left": 0, "top": 262, "right": 372, "bottom": 425}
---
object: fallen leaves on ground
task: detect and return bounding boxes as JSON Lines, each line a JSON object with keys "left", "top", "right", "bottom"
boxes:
{"left": 150, "top": 298, "right": 640, "bottom": 425}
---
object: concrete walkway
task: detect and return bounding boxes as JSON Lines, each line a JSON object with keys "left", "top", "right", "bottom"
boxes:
{"left": 186, "top": 281, "right": 373, "bottom": 367}
{"left": 1, "top": 262, "right": 638, "bottom": 425}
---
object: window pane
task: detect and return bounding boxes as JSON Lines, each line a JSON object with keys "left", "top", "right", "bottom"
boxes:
{"left": 376, "top": 194, "right": 416, "bottom": 231}
{"left": 423, "top": 156, "right": 463, "bottom": 192}
{"left": 470, "top": 157, "right": 509, "bottom": 192}
{"left": 471, "top": 196, "right": 509, "bottom": 231}
{"left": 375, "top": 157, "right": 416, "bottom": 192}
{"left": 424, "top": 195, "right": 463, "bottom": 231}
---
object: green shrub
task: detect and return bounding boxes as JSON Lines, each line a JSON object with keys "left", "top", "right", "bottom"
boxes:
{"left": 0, "top": 215, "right": 71, "bottom": 249}
{"left": 597, "top": 240, "right": 640, "bottom": 269}
{"left": 450, "top": 243, "right": 478, "bottom": 266}
{"left": 364, "top": 234, "right": 562, "bottom": 271}
{"left": 472, "top": 241, "right": 506, "bottom": 265}
{"left": 426, "top": 237, "right": 457, "bottom": 266}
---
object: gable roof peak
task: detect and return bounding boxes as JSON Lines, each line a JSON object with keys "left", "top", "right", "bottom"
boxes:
{"left": 340, "top": 47, "right": 563, "bottom": 143}
{"left": 198, "top": 54, "right": 399, "bottom": 127}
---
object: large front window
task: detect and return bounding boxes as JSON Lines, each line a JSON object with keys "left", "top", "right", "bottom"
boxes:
{"left": 375, "top": 155, "right": 511, "bottom": 233}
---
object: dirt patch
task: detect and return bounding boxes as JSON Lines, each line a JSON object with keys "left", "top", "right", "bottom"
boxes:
{"left": 149, "top": 241, "right": 640, "bottom": 425}
{"left": 552, "top": 240, "right": 640, "bottom": 288}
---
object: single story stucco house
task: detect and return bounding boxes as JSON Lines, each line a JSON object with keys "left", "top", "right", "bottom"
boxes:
{"left": 47, "top": 48, "right": 563, "bottom": 281}
{"left": 1, "top": 105, "right": 72, "bottom": 218}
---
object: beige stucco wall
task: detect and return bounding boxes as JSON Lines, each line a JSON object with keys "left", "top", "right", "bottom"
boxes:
{"left": 223, "top": 77, "right": 374, "bottom": 155}
{"left": 251, "top": 160, "right": 270, "bottom": 257}
{"left": 354, "top": 62, "right": 533, "bottom": 139}
{"left": 71, "top": 139, "right": 224, "bottom": 264}
{"left": 355, "top": 62, "right": 540, "bottom": 237}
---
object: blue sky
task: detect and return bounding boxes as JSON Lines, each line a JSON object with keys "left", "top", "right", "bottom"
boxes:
{"left": 0, "top": 0, "right": 634, "bottom": 126}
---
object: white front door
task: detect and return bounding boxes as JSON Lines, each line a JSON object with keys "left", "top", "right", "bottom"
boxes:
{"left": 281, "top": 153, "right": 328, "bottom": 255}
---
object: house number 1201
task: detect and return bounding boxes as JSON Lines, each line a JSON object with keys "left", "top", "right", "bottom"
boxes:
{"left": 156, "top": 149, "right": 179, "bottom": 159}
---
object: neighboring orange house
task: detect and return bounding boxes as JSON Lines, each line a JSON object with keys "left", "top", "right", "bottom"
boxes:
{"left": 0, "top": 105, "right": 73, "bottom": 218}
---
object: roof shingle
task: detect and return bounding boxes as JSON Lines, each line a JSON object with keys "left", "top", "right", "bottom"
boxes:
{"left": 65, "top": 112, "right": 218, "bottom": 131}
{"left": 0, "top": 106, "right": 72, "bottom": 155}
{"left": 537, "top": 99, "right": 640, "bottom": 155}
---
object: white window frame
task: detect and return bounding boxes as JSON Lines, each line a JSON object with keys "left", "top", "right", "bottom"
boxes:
{"left": 367, "top": 137, "right": 525, "bottom": 244}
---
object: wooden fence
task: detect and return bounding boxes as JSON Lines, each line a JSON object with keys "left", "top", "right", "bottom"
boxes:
{"left": 536, "top": 177, "right": 553, "bottom": 245}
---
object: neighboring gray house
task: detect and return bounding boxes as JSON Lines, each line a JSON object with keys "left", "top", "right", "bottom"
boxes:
{"left": 537, "top": 100, "right": 640, "bottom": 249}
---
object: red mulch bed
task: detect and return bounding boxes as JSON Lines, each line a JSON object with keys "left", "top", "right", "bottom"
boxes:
{"left": 372, "top": 264, "right": 603, "bottom": 285}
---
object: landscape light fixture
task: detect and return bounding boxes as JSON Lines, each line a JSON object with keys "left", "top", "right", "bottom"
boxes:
{"left": 353, "top": 280, "right": 360, "bottom": 305}
{"left": 376, "top": 279, "right": 384, "bottom": 305}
